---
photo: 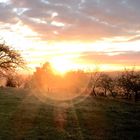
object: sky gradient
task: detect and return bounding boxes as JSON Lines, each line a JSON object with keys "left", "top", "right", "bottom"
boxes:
{"left": 0, "top": 0, "right": 140, "bottom": 73}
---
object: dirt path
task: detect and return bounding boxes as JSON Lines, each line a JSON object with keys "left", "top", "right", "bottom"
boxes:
{"left": 53, "top": 100, "right": 85, "bottom": 140}
{"left": 69, "top": 101, "right": 84, "bottom": 140}
{"left": 53, "top": 103, "right": 69, "bottom": 131}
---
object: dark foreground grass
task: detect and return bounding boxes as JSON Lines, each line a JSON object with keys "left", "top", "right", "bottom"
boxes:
{"left": 0, "top": 87, "right": 140, "bottom": 140}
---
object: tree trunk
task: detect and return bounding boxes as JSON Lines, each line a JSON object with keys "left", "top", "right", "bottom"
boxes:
{"left": 134, "top": 91, "right": 138, "bottom": 102}
{"left": 104, "top": 88, "right": 107, "bottom": 97}
{"left": 91, "top": 87, "right": 96, "bottom": 96}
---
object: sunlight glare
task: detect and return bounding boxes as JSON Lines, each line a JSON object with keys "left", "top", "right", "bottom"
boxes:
{"left": 50, "top": 56, "right": 75, "bottom": 74}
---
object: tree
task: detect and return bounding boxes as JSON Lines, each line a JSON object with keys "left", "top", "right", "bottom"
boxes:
{"left": 90, "top": 71, "right": 101, "bottom": 96}
{"left": 117, "top": 69, "right": 140, "bottom": 102}
{"left": 6, "top": 72, "right": 25, "bottom": 88}
{"left": 0, "top": 42, "right": 25, "bottom": 73}
{"left": 97, "top": 73, "right": 115, "bottom": 97}
{"left": 31, "top": 62, "right": 55, "bottom": 90}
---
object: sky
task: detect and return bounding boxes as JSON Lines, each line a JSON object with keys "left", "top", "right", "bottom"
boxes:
{"left": 0, "top": 0, "right": 140, "bottom": 73}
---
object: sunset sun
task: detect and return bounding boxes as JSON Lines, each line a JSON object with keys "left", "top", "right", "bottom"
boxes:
{"left": 50, "top": 57, "right": 74, "bottom": 74}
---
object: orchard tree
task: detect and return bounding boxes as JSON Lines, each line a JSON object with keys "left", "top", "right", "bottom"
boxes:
{"left": 118, "top": 69, "right": 140, "bottom": 102}
{"left": 90, "top": 71, "right": 101, "bottom": 96}
{"left": 97, "top": 73, "right": 115, "bottom": 97}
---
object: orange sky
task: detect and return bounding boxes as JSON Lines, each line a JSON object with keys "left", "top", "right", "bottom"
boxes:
{"left": 0, "top": 0, "right": 140, "bottom": 74}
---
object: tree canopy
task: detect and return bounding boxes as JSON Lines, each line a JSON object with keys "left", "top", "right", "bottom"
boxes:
{"left": 0, "top": 42, "right": 25, "bottom": 73}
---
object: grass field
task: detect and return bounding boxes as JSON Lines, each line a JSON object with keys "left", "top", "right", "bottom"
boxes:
{"left": 0, "top": 87, "right": 140, "bottom": 140}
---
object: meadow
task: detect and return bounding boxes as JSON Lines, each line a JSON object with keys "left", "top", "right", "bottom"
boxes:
{"left": 0, "top": 87, "right": 140, "bottom": 140}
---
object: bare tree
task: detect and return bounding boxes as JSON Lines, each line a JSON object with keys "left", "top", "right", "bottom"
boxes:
{"left": 117, "top": 69, "right": 140, "bottom": 102}
{"left": 6, "top": 72, "right": 26, "bottom": 88}
{"left": 0, "top": 42, "right": 25, "bottom": 73}
{"left": 97, "top": 73, "right": 115, "bottom": 97}
{"left": 6, "top": 73, "right": 17, "bottom": 87}
{"left": 89, "top": 71, "right": 101, "bottom": 96}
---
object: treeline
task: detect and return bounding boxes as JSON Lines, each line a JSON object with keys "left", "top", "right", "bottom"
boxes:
{"left": 21, "top": 62, "right": 140, "bottom": 102}
{"left": 24, "top": 62, "right": 140, "bottom": 102}
{"left": 90, "top": 69, "right": 140, "bottom": 102}
{"left": 0, "top": 53, "right": 139, "bottom": 103}
{"left": 24, "top": 62, "right": 88, "bottom": 93}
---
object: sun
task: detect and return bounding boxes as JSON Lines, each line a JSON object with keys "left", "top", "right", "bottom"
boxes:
{"left": 50, "top": 56, "right": 75, "bottom": 75}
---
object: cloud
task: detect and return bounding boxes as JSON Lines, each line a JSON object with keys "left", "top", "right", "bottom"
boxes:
{"left": 0, "top": 0, "right": 140, "bottom": 42}
{"left": 127, "top": 36, "right": 140, "bottom": 42}
{"left": 0, "top": 3, "right": 18, "bottom": 23}
{"left": 79, "top": 51, "right": 140, "bottom": 65}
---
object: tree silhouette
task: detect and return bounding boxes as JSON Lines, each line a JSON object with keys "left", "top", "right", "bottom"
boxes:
{"left": 97, "top": 74, "right": 114, "bottom": 96}
{"left": 118, "top": 69, "right": 140, "bottom": 102}
{"left": 0, "top": 42, "right": 25, "bottom": 73}
{"left": 90, "top": 71, "right": 101, "bottom": 96}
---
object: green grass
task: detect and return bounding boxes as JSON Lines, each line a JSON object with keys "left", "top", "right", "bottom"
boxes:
{"left": 0, "top": 87, "right": 140, "bottom": 140}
